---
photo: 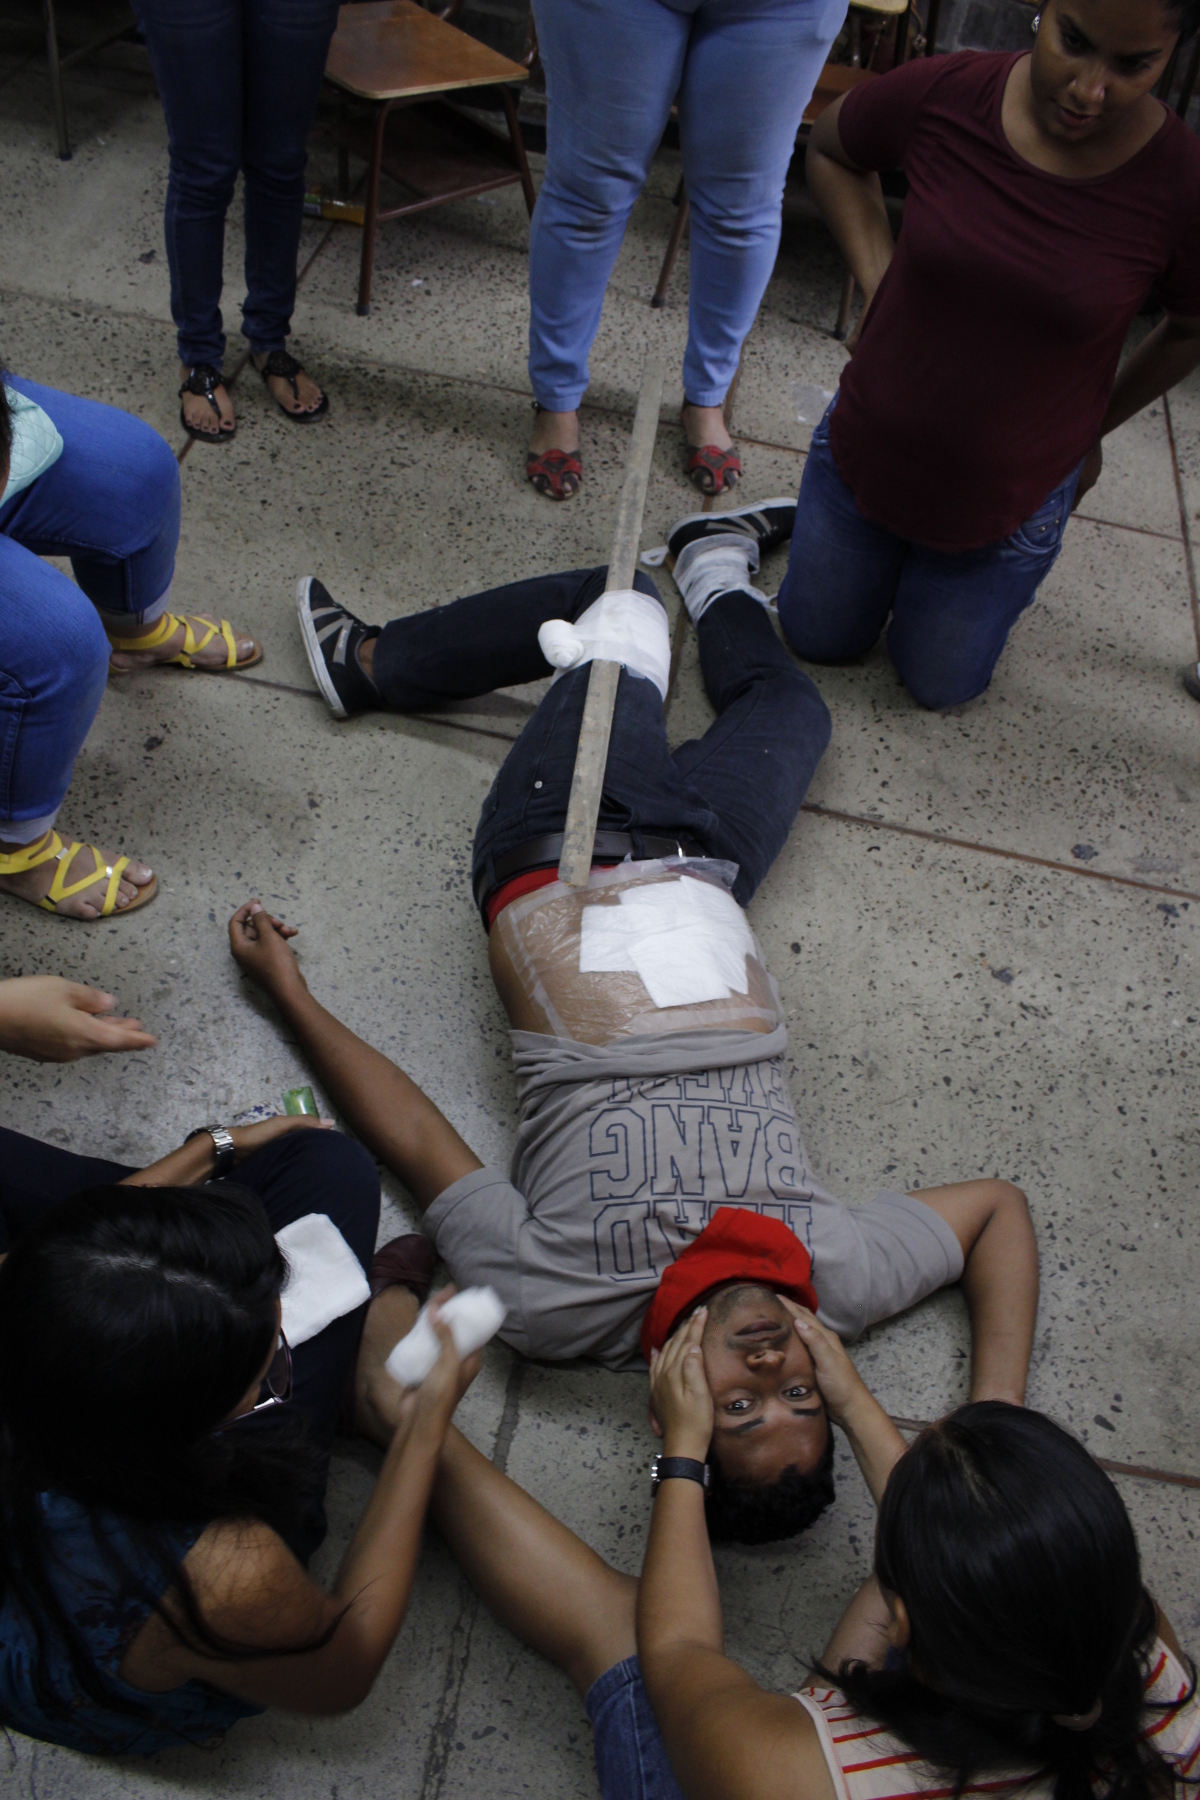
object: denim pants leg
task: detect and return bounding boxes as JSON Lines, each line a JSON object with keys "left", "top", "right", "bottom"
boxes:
{"left": 528, "top": 0, "right": 845, "bottom": 412}
{"left": 587, "top": 1655, "right": 686, "bottom": 1800}
{"left": 0, "top": 1125, "right": 381, "bottom": 1565}
{"left": 777, "top": 405, "right": 1080, "bottom": 709}
{"left": 0, "top": 379, "right": 181, "bottom": 834}
{"left": 135, "top": 0, "right": 339, "bottom": 366}
{"left": 675, "top": 0, "right": 847, "bottom": 406}
{"left": 370, "top": 569, "right": 830, "bottom": 908}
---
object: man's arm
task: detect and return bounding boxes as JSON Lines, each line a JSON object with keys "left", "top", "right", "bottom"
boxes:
{"left": 915, "top": 1179, "right": 1038, "bottom": 1405}
{"left": 228, "top": 904, "right": 481, "bottom": 1210}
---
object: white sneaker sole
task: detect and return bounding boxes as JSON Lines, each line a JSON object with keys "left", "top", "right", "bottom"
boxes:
{"left": 296, "top": 575, "right": 349, "bottom": 719}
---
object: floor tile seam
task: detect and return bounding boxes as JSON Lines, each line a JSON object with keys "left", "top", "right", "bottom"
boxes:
{"left": 1162, "top": 393, "right": 1200, "bottom": 659}
{"left": 801, "top": 803, "right": 1200, "bottom": 905}
{"left": 890, "top": 1419, "right": 1199, "bottom": 1490}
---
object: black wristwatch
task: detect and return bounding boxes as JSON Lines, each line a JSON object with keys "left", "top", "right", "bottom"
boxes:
{"left": 185, "top": 1123, "right": 236, "bottom": 1180}
{"left": 650, "top": 1454, "right": 711, "bottom": 1495}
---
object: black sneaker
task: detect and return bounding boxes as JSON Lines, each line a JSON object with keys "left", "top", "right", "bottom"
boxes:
{"left": 296, "top": 576, "right": 382, "bottom": 718}
{"left": 666, "top": 497, "right": 796, "bottom": 562}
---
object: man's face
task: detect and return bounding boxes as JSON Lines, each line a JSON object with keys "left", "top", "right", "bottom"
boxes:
{"left": 678, "top": 1283, "right": 829, "bottom": 1485}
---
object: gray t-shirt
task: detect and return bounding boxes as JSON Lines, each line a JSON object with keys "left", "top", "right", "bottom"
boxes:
{"left": 425, "top": 1025, "right": 963, "bottom": 1370}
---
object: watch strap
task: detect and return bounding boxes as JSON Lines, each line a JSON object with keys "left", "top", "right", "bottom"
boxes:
{"left": 186, "top": 1124, "right": 236, "bottom": 1179}
{"left": 651, "top": 1454, "right": 711, "bottom": 1493}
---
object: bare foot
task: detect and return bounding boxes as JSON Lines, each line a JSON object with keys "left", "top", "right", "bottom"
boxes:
{"left": 253, "top": 351, "right": 326, "bottom": 417}
{"left": 108, "top": 612, "right": 258, "bottom": 672}
{"left": 179, "top": 363, "right": 235, "bottom": 439}
{"left": 0, "top": 830, "right": 154, "bottom": 920}
{"left": 681, "top": 400, "right": 733, "bottom": 453}
{"left": 354, "top": 1285, "right": 421, "bottom": 1447}
{"left": 529, "top": 406, "right": 580, "bottom": 457}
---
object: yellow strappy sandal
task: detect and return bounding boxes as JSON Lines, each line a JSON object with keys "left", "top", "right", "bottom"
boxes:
{"left": 0, "top": 830, "right": 157, "bottom": 918}
{"left": 105, "top": 611, "right": 263, "bottom": 674}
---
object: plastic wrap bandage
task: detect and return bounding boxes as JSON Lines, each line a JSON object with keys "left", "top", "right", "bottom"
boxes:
{"left": 537, "top": 588, "right": 671, "bottom": 702}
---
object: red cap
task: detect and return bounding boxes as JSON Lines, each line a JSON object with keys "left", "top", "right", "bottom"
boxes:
{"left": 640, "top": 1207, "right": 818, "bottom": 1362}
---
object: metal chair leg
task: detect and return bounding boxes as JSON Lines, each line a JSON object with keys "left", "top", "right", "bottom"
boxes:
{"left": 42, "top": 0, "right": 70, "bottom": 160}
{"left": 652, "top": 180, "right": 689, "bottom": 309}
{"left": 357, "top": 99, "right": 392, "bottom": 316}
{"left": 834, "top": 266, "right": 856, "bottom": 340}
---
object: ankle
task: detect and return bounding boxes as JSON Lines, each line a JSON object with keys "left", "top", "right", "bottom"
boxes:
{"left": 357, "top": 633, "right": 378, "bottom": 685}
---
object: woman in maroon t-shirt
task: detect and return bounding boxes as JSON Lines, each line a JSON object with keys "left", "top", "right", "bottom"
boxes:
{"left": 774, "top": 0, "right": 1200, "bottom": 709}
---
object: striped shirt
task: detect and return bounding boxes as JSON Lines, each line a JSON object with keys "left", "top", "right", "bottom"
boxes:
{"left": 794, "top": 1640, "right": 1200, "bottom": 1800}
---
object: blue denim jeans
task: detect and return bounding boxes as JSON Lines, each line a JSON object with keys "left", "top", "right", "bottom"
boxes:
{"left": 776, "top": 403, "right": 1082, "bottom": 710}
{"left": 0, "top": 378, "right": 181, "bottom": 834}
{"left": 587, "top": 1656, "right": 686, "bottom": 1800}
{"left": 134, "top": 0, "right": 340, "bottom": 368}
{"left": 370, "top": 567, "right": 831, "bottom": 911}
{"left": 529, "top": 0, "right": 847, "bottom": 410}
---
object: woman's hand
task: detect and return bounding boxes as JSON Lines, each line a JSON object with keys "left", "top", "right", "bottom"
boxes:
{"left": 1072, "top": 440, "right": 1103, "bottom": 509}
{"left": 399, "top": 1296, "right": 481, "bottom": 1440}
{"left": 120, "top": 1113, "right": 332, "bottom": 1187}
{"left": 648, "top": 1309, "right": 713, "bottom": 1461}
{"left": 775, "top": 1297, "right": 871, "bottom": 1426}
{"left": 228, "top": 900, "right": 307, "bottom": 999}
{"left": 0, "top": 975, "right": 157, "bottom": 1063}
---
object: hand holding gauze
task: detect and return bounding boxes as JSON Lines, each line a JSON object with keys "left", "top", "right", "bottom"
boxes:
{"left": 385, "top": 1287, "right": 506, "bottom": 1387}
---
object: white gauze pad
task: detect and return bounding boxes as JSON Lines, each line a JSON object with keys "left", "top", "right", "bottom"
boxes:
{"left": 579, "top": 877, "right": 756, "bottom": 1009}
{"left": 384, "top": 1286, "right": 506, "bottom": 1388}
{"left": 537, "top": 588, "right": 670, "bottom": 701}
{"left": 276, "top": 1213, "right": 373, "bottom": 1348}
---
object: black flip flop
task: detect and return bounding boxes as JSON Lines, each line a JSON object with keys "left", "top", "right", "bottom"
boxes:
{"left": 257, "top": 348, "right": 329, "bottom": 423}
{"left": 178, "top": 364, "right": 235, "bottom": 443}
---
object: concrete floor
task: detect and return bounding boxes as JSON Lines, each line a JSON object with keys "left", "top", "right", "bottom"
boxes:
{"left": 1, "top": 17, "right": 1199, "bottom": 1800}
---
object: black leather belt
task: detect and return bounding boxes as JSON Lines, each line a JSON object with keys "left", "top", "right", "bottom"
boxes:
{"left": 475, "top": 829, "right": 706, "bottom": 922}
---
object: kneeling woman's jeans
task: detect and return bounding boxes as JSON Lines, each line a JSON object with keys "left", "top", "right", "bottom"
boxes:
{"left": 0, "top": 378, "right": 180, "bottom": 840}
{"left": 776, "top": 404, "right": 1081, "bottom": 710}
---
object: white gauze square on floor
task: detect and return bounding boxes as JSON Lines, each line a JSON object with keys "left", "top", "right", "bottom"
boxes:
{"left": 579, "top": 877, "right": 755, "bottom": 1008}
{"left": 277, "top": 1212, "right": 372, "bottom": 1347}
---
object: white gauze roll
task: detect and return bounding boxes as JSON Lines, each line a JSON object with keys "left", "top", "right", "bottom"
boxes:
{"left": 536, "top": 588, "right": 670, "bottom": 701}
{"left": 384, "top": 1286, "right": 506, "bottom": 1388}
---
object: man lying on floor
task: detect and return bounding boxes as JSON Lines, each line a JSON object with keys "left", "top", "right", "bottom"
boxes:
{"left": 230, "top": 511, "right": 1038, "bottom": 1545}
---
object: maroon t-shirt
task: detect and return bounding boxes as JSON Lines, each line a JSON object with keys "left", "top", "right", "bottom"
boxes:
{"left": 831, "top": 51, "right": 1200, "bottom": 552}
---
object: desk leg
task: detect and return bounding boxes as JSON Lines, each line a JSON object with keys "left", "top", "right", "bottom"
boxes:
{"left": 502, "top": 85, "right": 537, "bottom": 217}
{"left": 357, "top": 98, "right": 392, "bottom": 316}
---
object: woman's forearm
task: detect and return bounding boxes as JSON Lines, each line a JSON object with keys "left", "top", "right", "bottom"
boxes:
{"left": 837, "top": 1390, "right": 908, "bottom": 1507}
{"left": 1101, "top": 316, "right": 1200, "bottom": 437}
{"left": 637, "top": 1477, "right": 723, "bottom": 1663}
{"left": 120, "top": 1137, "right": 217, "bottom": 1187}
{"left": 805, "top": 148, "right": 895, "bottom": 303}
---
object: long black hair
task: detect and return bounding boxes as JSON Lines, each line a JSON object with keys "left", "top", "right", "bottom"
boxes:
{"left": 1163, "top": 0, "right": 1200, "bottom": 46}
{"left": 823, "top": 1404, "right": 1195, "bottom": 1800}
{"left": 0, "top": 1183, "right": 333, "bottom": 1740}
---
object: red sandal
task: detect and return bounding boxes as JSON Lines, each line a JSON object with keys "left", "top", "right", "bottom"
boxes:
{"left": 685, "top": 440, "right": 743, "bottom": 496}
{"left": 526, "top": 403, "right": 582, "bottom": 501}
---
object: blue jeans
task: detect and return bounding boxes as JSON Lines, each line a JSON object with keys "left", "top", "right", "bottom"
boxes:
{"left": 776, "top": 404, "right": 1081, "bottom": 710}
{"left": 370, "top": 567, "right": 831, "bottom": 910}
{"left": 529, "top": 0, "right": 847, "bottom": 410}
{"left": 0, "top": 378, "right": 180, "bottom": 835}
{"left": 588, "top": 1656, "right": 686, "bottom": 1800}
{"left": 134, "top": 0, "right": 340, "bottom": 368}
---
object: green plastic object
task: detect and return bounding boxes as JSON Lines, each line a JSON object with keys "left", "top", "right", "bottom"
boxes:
{"left": 283, "top": 1085, "right": 318, "bottom": 1117}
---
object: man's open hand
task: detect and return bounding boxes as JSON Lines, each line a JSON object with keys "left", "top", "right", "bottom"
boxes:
{"left": 0, "top": 976, "right": 157, "bottom": 1063}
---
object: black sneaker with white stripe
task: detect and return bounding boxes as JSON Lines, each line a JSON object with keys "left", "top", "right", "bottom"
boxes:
{"left": 296, "top": 576, "right": 382, "bottom": 718}
{"left": 666, "top": 497, "right": 796, "bottom": 564}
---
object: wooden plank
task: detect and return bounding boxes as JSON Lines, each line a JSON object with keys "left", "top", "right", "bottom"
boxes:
{"left": 557, "top": 358, "right": 666, "bottom": 888}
